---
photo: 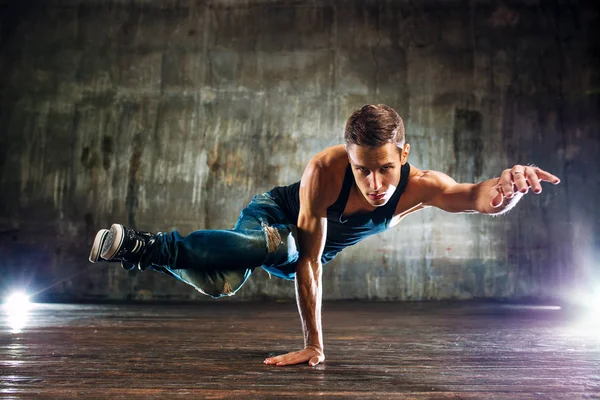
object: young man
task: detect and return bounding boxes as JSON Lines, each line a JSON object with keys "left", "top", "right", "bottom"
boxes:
{"left": 89, "top": 104, "right": 560, "bottom": 367}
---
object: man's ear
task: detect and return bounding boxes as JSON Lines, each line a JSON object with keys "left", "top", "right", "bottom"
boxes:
{"left": 401, "top": 143, "right": 411, "bottom": 164}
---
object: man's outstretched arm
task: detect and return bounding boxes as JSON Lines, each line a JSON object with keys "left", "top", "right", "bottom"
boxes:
{"left": 421, "top": 164, "right": 561, "bottom": 214}
{"left": 263, "top": 160, "right": 332, "bottom": 367}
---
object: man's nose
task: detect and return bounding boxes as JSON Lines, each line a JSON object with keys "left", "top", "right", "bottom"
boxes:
{"left": 370, "top": 172, "right": 382, "bottom": 191}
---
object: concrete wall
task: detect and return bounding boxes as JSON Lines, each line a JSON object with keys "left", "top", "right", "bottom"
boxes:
{"left": 0, "top": 0, "right": 598, "bottom": 302}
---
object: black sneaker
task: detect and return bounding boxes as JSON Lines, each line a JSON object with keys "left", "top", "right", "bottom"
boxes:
{"left": 100, "top": 223, "right": 157, "bottom": 269}
{"left": 89, "top": 228, "right": 136, "bottom": 270}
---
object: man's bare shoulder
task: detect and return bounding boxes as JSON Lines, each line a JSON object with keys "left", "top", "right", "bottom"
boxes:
{"left": 305, "top": 144, "right": 348, "bottom": 177}
{"left": 389, "top": 166, "right": 451, "bottom": 222}
{"left": 310, "top": 145, "right": 347, "bottom": 166}
{"left": 409, "top": 167, "right": 446, "bottom": 186}
{"left": 300, "top": 145, "right": 348, "bottom": 211}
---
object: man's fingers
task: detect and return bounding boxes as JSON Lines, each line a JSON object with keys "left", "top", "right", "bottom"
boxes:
{"left": 525, "top": 168, "right": 542, "bottom": 193}
{"left": 276, "top": 354, "right": 305, "bottom": 366}
{"left": 500, "top": 170, "right": 514, "bottom": 198}
{"left": 264, "top": 354, "right": 287, "bottom": 364}
{"left": 490, "top": 165, "right": 560, "bottom": 208}
{"left": 264, "top": 351, "right": 304, "bottom": 366}
{"left": 491, "top": 188, "right": 504, "bottom": 208}
{"left": 534, "top": 168, "right": 561, "bottom": 184}
{"left": 265, "top": 355, "right": 293, "bottom": 364}
{"left": 264, "top": 349, "right": 323, "bottom": 367}
{"left": 513, "top": 171, "right": 529, "bottom": 193}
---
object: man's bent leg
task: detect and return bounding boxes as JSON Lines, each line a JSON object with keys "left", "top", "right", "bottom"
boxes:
{"left": 147, "top": 223, "right": 296, "bottom": 298}
{"left": 93, "top": 193, "right": 299, "bottom": 298}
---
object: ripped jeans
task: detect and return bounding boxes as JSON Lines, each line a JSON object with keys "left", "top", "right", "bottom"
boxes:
{"left": 145, "top": 193, "right": 300, "bottom": 298}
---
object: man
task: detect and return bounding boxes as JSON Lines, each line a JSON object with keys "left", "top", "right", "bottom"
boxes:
{"left": 89, "top": 104, "right": 560, "bottom": 367}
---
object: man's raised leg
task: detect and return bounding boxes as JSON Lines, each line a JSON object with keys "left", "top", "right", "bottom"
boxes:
{"left": 90, "top": 193, "right": 299, "bottom": 298}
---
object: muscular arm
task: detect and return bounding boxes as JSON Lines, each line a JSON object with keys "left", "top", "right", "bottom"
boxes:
{"left": 295, "top": 163, "right": 328, "bottom": 360}
{"left": 421, "top": 165, "right": 560, "bottom": 215}
{"left": 264, "top": 159, "right": 334, "bottom": 367}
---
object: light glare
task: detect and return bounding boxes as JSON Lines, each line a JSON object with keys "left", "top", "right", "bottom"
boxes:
{"left": 5, "top": 292, "right": 31, "bottom": 311}
{"left": 3, "top": 291, "right": 33, "bottom": 333}
{"left": 569, "top": 286, "right": 600, "bottom": 334}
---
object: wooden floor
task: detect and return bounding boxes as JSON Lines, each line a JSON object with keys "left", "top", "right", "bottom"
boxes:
{"left": 1, "top": 301, "right": 599, "bottom": 399}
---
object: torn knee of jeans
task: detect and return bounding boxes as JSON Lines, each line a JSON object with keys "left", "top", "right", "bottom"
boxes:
{"left": 222, "top": 281, "right": 234, "bottom": 295}
{"left": 261, "top": 222, "right": 282, "bottom": 253}
{"left": 196, "top": 283, "right": 234, "bottom": 299}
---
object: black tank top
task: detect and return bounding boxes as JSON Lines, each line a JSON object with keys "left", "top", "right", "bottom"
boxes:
{"left": 268, "top": 162, "right": 411, "bottom": 264}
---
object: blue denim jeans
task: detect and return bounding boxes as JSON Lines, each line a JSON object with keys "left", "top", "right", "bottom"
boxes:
{"left": 145, "top": 193, "right": 300, "bottom": 298}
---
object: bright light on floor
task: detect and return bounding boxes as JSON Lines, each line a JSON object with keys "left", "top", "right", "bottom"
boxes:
{"left": 569, "top": 286, "right": 600, "bottom": 334}
{"left": 3, "top": 291, "right": 33, "bottom": 333}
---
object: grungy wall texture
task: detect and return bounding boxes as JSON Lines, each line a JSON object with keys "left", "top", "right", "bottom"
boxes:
{"left": 0, "top": 0, "right": 598, "bottom": 302}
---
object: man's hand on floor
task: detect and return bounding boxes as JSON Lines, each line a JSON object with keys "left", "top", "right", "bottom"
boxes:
{"left": 263, "top": 346, "right": 325, "bottom": 367}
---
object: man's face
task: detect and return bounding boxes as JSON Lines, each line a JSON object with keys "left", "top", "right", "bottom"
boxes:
{"left": 347, "top": 142, "right": 410, "bottom": 207}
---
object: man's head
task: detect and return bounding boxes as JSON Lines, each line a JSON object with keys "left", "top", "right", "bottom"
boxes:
{"left": 344, "top": 104, "right": 410, "bottom": 207}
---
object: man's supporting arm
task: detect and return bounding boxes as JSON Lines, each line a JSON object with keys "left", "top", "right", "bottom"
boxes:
{"left": 294, "top": 228, "right": 325, "bottom": 364}
{"left": 264, "top": 160, "right": 331, "bottom": 367}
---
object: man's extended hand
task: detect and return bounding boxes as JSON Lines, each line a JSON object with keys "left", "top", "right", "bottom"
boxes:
{"left": 491, "top": 164, "right": 560, "bottom": 208}
{"left": 263, "top": 346, "right": 325, "bottom": 367}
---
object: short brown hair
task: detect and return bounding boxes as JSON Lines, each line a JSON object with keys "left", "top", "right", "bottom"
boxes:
{"left": 344, "top": 104, "right": 405, "bottom": 148}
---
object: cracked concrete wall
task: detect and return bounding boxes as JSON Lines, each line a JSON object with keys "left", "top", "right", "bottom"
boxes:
{"left": 0, "top": 0, "right": 598, "bottom": 302}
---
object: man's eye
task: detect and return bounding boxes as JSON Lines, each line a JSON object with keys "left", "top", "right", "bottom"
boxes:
{"left": 381, "top": 166, "right": 391, "bottom": 172}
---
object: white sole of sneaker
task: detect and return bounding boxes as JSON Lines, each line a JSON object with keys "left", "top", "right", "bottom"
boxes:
{"left": 101, "top": 224, "right": 125, "bottom": 261}
{"left": 89, "top": 229, "right": 109, "bottom": 263}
